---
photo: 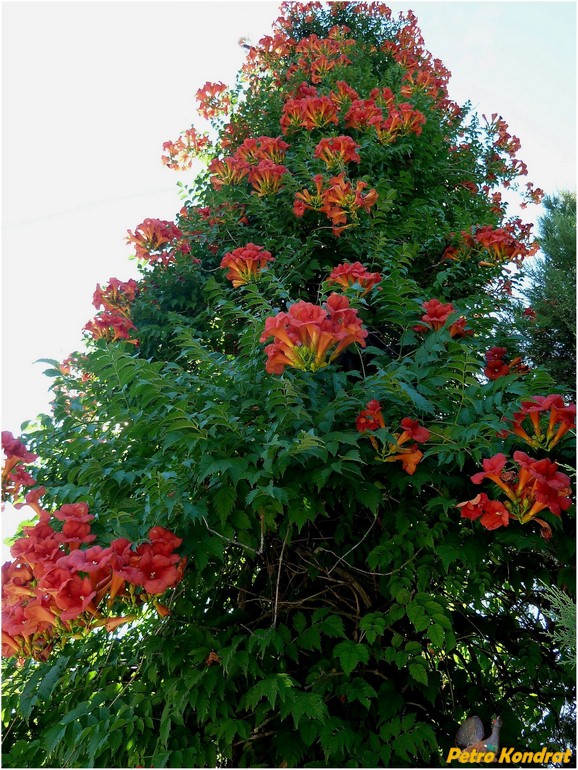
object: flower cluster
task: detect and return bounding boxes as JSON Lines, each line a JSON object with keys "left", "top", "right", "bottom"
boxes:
{"left": 2, "top": 432, "right": 37, "bottom": 501}
{"left": 484, "top": 113, "right": 521, "bottom": 158}
{"left": 355, "top": 399, "right": 385, "bottom": 432}
{"left": 84, "top": 313, "right": 138, "bottom": 346}
{"left": 484, "top": 347, "right": 529, "bottom": 380}
{"left": 209, "top": 136, "right": 291, "bottom": 195}
{"left": 314, "top": 135, "right": 361, "bottom": 169}
{"left": 381, "top": 8, "right": 456, "bottom": 117}
{"left": 294, "top": 172, "right": 378, "bottom": 235}
{"left": 234, "top": 136, "right": 290, "bottom": 164}
{"left": 327, "top": 261, "right": 381, "bottom": 295}
{"left": 413, "top": 299, "right": 471, "bottom": 338}
{"left": 288, "top": 31, "right": 355, "bottom": 84}
{"left": 248, "top": 160, "right": 290, "bottom": 196}
{"left": 280, "top": 95, "right": 339, "bottom": 133}
{"left": 241, "top": 30, "right": 296, "bottom": 86}
{"left": 2, "top": 487, "right": 186, "bottom": 661}
{"left": 329, "top": 80, "right": 360, "bottom": 110}
{"left": 126, "top": 218, "right": 190, "bottom": 266}
{"left": 261, "top": 294, "right": 367, "bottom": 374}
{"left": 196, "top": 81, "right": 230, "bottom": 120}
{"left": 502, "top": 395, "right": 576, "bottom": 451}
{"left": 345, "top": 90, "right": 426, "bottom": 144}
{"left": 220, "top": 243, "right": 274, "bottom": 287}
{"left": 161, "top": 126, "right": 211, "bottom": 171}
{"left": 520, "top": 181, "right": 545, "bottom": 209}
{"left": 92, "top": 277, "right": 138, "bottom": 315}
{"left": 85, "top": 277, "right": 139, "bottom": 346}
{"left": 356, "top": 401, "right": 430, "bottom": 475}
{"left": 208, "top": 156, "right": 250, "bottom": 190}
{"left": 458, "top": 452, "right": 572, "bottom": 539}
{"left": 463, "top": 224, "right": 538, "bottom": 267}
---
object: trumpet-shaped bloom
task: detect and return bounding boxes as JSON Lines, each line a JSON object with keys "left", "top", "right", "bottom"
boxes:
{"left": 356, "top": 408, "right": 429, "bottom": 475}
{"left": 261, "top": 294, "right": 367, "bottom": 374}
{"left": 84, "top": 312, "right": 138, "bottom": 345}
{"left": 506, "top": 395, "right": 576, "bottom": 450}
{"left": 345, "top": 98, "right": 384, "bottom": 130}
{"left": 483, "top": 346, "right": 528, "bottom": 381}
{"left": 280, "top": 96, "right": 339, "bottom": 133}
{"left": 2, "top": 432, "right": 37, "bottom": 463}
{"left": 384, "top": 445, "right": 424, "bottom": 476}
{"left": 220, "top": 243, "right": 274, "bottom": 287}
{"left": 93, "top": 277, "right": 138, "bottom": 316}
{"left": 329, "top": 80, "right": 359, "bottom": 109}
{"left": 196, "top": 81, "right": 230, "bottom": 120}
{"left": 463, "top": 451, "right": 572, "bottom": 536}
{"left": 248, "top": 160, "right": 289, "bottom": 196}
{"left": 457, "top": 493, "right": 512, "bottom": 530}
{"left": 327, "top": 261, "right": 381, "bottom": 295}
{"left": 234, "top": 136, "right": 290, "bottom": 164}
{"left": 161, "top": 126, "right": 211, "bottom": 170}
{"left": 126, "top": 218, "right": 188, "bottom": 266}
{"left": 414, "top": 299, "right": 471, "bottom": 338}
{"left": 208, "top": 156, "right": 250, "bottom": 190}
{"left": 356, "top": 399, "right": 385, "bottom": 432}
{"left": 377, "top": 103, "right": 426, "bottom": 144}
{"left": 2, "top": 490, "right": 186, "bottom": 660}
{"left": 314, "top": 136, "right": 361, "bottom": 169}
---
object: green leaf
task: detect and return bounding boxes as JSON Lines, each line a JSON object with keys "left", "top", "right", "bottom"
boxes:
{"left": 320, "top": 614, "right": 346, "bottom": 639}
{"left": 406, "top": 603, "right": 430, "bottom": 632}
{"left": 359, "top": 612, "right": 386, "bottom": 644}
{"left": 292, "top": 611, "right": 307, "bottom": 634}
{"left": 333, "top": 640, "right": 370, "bottom": 676}
{"left": 409, "top": 662, "right": 428, "bottom": 686}
{"left": 346, "top": 677, "right": 378, "bottom": 709}
{"left": 436, "top": 544, "right": 461, "bottom": 572}
{"left": 426, "top": 623, "right": 445, "bottom": 649}
{"left": 280, "top": 692, "right": 328, "bottom": 730}
{"left": 213, "top": 485, "right": 237, "bottom": 521}
{"left": 244, "top": 674, "right": 294, "bottom": 711}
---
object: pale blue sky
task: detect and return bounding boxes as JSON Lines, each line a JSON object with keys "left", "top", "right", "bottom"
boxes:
{"left": 2, "top": 1, "right": 576, "bottom": 435}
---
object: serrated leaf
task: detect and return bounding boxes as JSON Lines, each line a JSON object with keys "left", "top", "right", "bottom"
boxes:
{"left": 436, "top": 544, "right": 461, "bottom": 572}
{"left": 409, "top": 662, "right": 428, "bottom": 685}
{"left": 359, "top": 612, "right": 386, "bottom": 644}
{"left": 297, "top": 625, "right": 322, "bottom": 652}
{"left": 321, "top": 614, "right": 346, "bottom": 638}
{"left": 333, "top": 640, "right": 370, "bottom": 676}
{"left": 406, "top": 603, "right": 430, "bottom": 632}
{"left": 281, "top": 692, "right": 327, "bottom": 730}
{"left": 213, "top": 485, "right": 236, "bottom": 521}
{"left": 397, "top": 381, "right": 435, "bottom": 414}
{"left": 426, "top": 623, "right": 445, "bottom": 648}
{"left": 346, "top": 677, "right": 377, "bottom": 709}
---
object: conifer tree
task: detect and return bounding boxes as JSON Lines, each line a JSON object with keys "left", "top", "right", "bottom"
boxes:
{"left": 2, "top": 4, "right": 575, "bottom": 767}
{"left": 516, "top": 192, "right": 576, "bottom": 394}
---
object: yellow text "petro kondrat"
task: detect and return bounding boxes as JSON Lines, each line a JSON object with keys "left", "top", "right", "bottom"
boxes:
{"left": 447, "top": 747, "right": 573, "bottom": 764}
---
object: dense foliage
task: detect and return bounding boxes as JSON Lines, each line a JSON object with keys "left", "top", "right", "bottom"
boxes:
{"left": 2, "top": 3, "right": 575, "bottom": 767}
